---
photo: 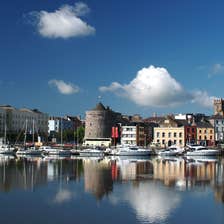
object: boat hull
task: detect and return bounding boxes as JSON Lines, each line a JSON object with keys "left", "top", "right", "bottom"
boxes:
{"left": 186, "top": 150, "right": 220, "bottom": 156}
{"left": 79, "top": 150, "right": 104, "bottom": 157}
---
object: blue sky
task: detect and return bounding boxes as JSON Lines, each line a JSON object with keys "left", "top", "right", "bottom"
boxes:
{"left": 1, "top": 0, "right": 224, "bottom": 118}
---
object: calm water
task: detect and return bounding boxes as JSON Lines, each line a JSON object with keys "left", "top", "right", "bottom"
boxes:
{"left": 0, "top": 155, "right": 223, "bottom": 224}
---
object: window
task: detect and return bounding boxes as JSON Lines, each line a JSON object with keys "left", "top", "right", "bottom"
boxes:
{"left": 162, "top": 132, "right": 165, "bottom": 137}
{"left": 210, "top": 136, "right": 213, "bottom": 140}
{"left": 162, "top": 139, "right": 165, "bottom": 144}
{"left": 179, "top": 132, "right": 182, "bottom": 138}
{"left": 204, "top": 130, "right": 207, "bottom": 134}
{"left": 157, "top": 132, "right": 160, "bottom": 138}
{"left": 187, "top": 128, "right": 190, "bottom": 132}
{"left": 168, "top": 132, "right": 171, "bottom": 138}
{"left": 174, "top": 132, "right": 177, "bottom": 137}
{"left": 192, "top": 128, "right": 195, "bottom": 133}
{"left": 210, "top": 130, "right": 213, "bottom": 134}
{"left": 174, "top": 140, "right": 177, "bottom": 144}
{"left": 199, "top": 136, "right": 201, "bottom": 140}
{"left": 179, "top": 140, "right": 182, "bottom": 144}
{"left": 199, "top": 130, "right": 202, "bottom": 133}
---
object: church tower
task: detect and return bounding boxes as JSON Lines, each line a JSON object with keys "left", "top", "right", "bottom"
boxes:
{"left": 214, "top": 98, "right": 224, "bottom": 116}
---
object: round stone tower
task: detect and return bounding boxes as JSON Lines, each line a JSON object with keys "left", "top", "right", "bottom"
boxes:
{"left": 84, "top": 102, "right": 121, "bottom": 146}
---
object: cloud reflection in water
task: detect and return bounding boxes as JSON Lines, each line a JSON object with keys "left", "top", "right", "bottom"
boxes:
{"left": 109, "top": 182, "right": 181, "bottom": 223}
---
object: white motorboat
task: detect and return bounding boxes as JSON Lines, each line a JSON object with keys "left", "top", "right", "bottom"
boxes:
{"left": 185, "top": 144, "right": 220, "bottom": 156}
{"left": 79, "top": 147, "right": 104, "bottom": 157}
{"left": 16, "top": 147, "right": 43, "bottom": 156}
{"left": 39, "top": 146, "right": 71, "bottom": 156}
{"left": 0, "top": 123, "right": 16, "bottom": 155}
{"left": 110, "top": 145, "right": 152, "bottom": 156}
{"left": 157, "top": 145, "right": 184, "bottom": 156}
{"left": 0, "top": 144, "right": 16, "bottom": 155}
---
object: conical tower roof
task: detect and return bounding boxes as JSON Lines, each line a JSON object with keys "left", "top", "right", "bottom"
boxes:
{"left": 92, "top": 102, "right": 106, "bottom": 111}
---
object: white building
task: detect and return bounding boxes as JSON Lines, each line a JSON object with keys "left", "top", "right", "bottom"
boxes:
{"left": 121, "top": 123, "right": 146, "bottom": 146}
{"left": 209, "top": 115, "right": 224, "bottom": 142}
{"left": 48, "top": 116, "right": 75, "bottom": 134}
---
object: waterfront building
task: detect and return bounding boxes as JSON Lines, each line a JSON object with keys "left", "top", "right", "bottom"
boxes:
{"left": 175, "top": 115, "right": 197, "bottom": 144}
{"left": 84, "top": 102, "right": 123, "bottom": 147}
{"left": 120, "top": 123, "right": 147, "bottom": 146}
{"left": 0, "top": 105, "right": 48, "bottom": 137}
{"left": 0, "top": 108, "right": 6, "bottom": 136}
{"left": 154, "top": 116, "right": 185, "bottom": 147}
{"left": 196, "top": 118, "right": 215, "bottom": 146}
{"left": 209, "top": 115, "right": 224, "bottom": 143}
{"left": 48, "top": 116, "right": 74, "bottom": 134}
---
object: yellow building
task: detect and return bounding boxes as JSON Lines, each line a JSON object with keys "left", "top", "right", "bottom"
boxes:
{"left": 196, "top": 122, "right": 215, "bottom": 146}
{"left": 154, "top": 116, "right": 185, "bottom": 147}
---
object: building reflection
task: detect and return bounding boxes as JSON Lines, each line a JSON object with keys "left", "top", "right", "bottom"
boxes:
{"left": 83, "top": 158, "right": 113, "bottom": 200}
{"left": 0, "top": 155, "right": 223, "bottom": 203}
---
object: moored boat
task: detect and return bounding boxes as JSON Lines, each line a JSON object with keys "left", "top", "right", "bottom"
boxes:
{"left": 185, "top": 144, "right": 220, "bottom": 156}
{"left": 79, "top": 147, "right": 104, "bottom": 157}
{"left": 39, "top": 146, "right": 71, "bottom": 156}
{"left": 110, "top": 145, "right": 152, "bottom": 156}
{"left": 16, "top": 146, "right": 43, "bottom": 156}
{"left": 157, "top": 145, "right": 185, "bottom": 156}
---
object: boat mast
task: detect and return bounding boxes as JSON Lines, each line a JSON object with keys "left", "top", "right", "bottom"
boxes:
{"left": 4, "top": 118, "right": 7, "bottom": 144}
{"left": 32, "top": 119, "right": 35, "bottom": 145}
{"left": 24, "top": 119, "right": 27, "bottom": 147}
{"left": 60, "top": 117, "right": 63, "bottom": 147}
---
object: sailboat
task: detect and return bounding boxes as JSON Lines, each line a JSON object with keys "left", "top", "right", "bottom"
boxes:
{"left": 16, "top": 119, "right": 43, "bottom": 156}
{"left": 0, "top": 121, "right": 16, "bottom": 155}
{"left": 40, "top": 117, "right": 71, "bottom": 157}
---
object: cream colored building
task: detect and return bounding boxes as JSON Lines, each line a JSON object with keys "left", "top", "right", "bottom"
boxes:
{"left": 154, "top": 116, "right": 185, "bottom": 147}
{"left": 0, "top": 108, "right": 6, "bottom": 135}
{"left": 0, "top": 105, "right": 48, "bottom": 135}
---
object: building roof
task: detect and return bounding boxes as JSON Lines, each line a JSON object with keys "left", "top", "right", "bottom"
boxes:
{"left": 0, "top": 105, "right": 15, "bottom": 110}
{"left": 144, "top": 116, "right": 165, "bottom": 123}
{"left": 196, "top": 121, "right": 213, "bottom": 128}
{"left": 209, "top": 114, "right": 224, "bottom": 120}
{"left": 92, "top": 102, "right": 106, "bottom": 111}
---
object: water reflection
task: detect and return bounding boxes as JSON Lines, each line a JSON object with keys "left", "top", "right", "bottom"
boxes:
{"left": 0, "top": 155, "right": 223, "bottom": 223}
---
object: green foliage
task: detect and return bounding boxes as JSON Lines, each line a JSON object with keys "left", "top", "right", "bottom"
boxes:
{"left": 74, "top": 126, "right": 85, "bottom": 144}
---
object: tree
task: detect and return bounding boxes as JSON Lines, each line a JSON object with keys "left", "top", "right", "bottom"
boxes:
{"left": 74, "top": 126, "right": 85, "bottom": 144}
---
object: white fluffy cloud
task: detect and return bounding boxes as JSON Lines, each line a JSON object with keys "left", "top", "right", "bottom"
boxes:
{"left": 99, "top": 65, "right": 215, "bottom": 108}
{"left": 191, "top": 90, "right": 215, "bottom": 108}
{"left": 208, "top": 63, "right": 224, "bottom": 77}
{"left": 49, "top": 79, "right": 79, "bottom": 95}
{"left": 31, "top": 2, "right": 95, "bottom": 39}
